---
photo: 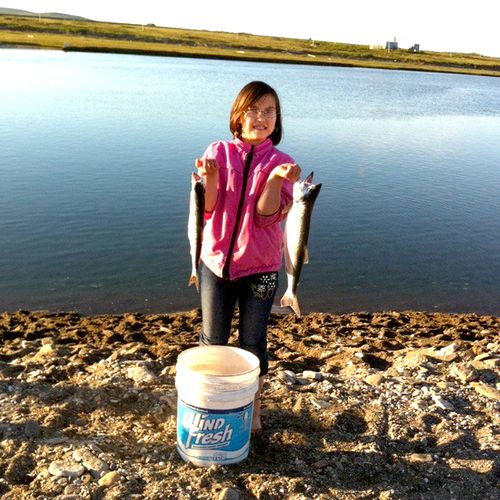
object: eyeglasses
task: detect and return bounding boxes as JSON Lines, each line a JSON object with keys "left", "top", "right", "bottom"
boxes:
{"left": 244, "top": 108, "right": 277, "bottom": 119}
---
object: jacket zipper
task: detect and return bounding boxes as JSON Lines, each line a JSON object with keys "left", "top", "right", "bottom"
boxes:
{"left": 222, "top": 146, "right": 254, "bottom": 279}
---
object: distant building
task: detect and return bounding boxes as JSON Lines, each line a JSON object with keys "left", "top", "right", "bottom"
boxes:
{"left": 370, "top": 44, "right": 384, "bottom": 50}
{"left": 386, "top": 39, "right": 398, "bottom": 51}
{"left": 409, "top": 44, "right": 420, "bottom": 52}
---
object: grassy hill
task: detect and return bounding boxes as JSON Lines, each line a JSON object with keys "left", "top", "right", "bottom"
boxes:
{"left": 0, "top": 7, "right": 91, "bottom": 21}
{"left": 1, "top": 13, "right": 499, "bottom": 77}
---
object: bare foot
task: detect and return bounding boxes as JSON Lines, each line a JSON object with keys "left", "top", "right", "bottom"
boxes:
{"left": 251, "top": 376, "right": 265, "bottom": 434}
{"left": 251, "top": 397, "right": 262, "bottom": 434}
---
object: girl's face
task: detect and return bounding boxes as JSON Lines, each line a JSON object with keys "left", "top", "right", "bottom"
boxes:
{"left": 240, "top": 94, "right": 277, "bottom": 146}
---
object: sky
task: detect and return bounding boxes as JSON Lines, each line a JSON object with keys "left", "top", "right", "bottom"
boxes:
{"left": 4, "top": 1, "right": 500, "bottom": 57}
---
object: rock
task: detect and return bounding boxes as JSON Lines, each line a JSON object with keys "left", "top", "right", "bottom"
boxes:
{"left": 160, "top": 365, "right": 176, "bottom": 376}
{"left": 318, "top": 379, "right": 334, "bottom": 392}
{"left": 296, "top": 377, "right": 313, "bottom": 386}
{"left": 379, "top": 491, "right": 396, "bottom": 500}
{"left": 310, "top": 397, "right": 331, "bottom": 409}
{"left": 450, "top": 363, "right": 478, "bottom": 383}
{"left": 431, "top": 394, "right": 455, "bottom": 411}
{"left": 38, "top": 344, "right": 55, "bottom": 356}
{"left": 470, "top": 382, "right": 500, "bottom": 401}
{"left": 473, "top": 352, "right": 500, "bottom": 366}
{"left": 482, "top": 357, "right": 500, "bottom": 368}
{"left": 81, "top": 473, "right": 93, "bottom": 485}
{"left": 397, "top": 349, "right": 431, "bottom": 368}
{"left": 474, "top": 352, "right": 495, "bottom": 362}
{"left": 48, "top": 459, "right": 85, "bottom": 478}
{"left": 320, "top": 350, "right": 334, "bottom": 359}
{"left": 127, "top": 365, "right": 157, "bottom": 384}
{"left": 411, "top": 400, "right": 429, "bottom": 410}
{"left": 218, "top": 487, "right": 241, "bottom": 500}
{"left": 309, "top": 334, "right": 328, "bottom": 343}
{"left": 43, "top": 437, "right": 69, "bottom": 445}
{"left": 64, "top": 484, "right": 80, "bottom": 495}
{"left": 365, "top": 373, "right": 385, "bottom": 386}
{"left": 98, "top": 470, "right": 120, "bottom": 487}
{"left": 302, "top": 370, "right": 323, "bottom": 380}
{"left": 24, "top": 419, "right": 41, "bottom": 438}
{"left": 73, "top": 447, "right": 108, "bottom": 479}
{"left": 277, "top": 370, "right": 296, "bottom": 385}
{"left": 431, "top": 343, "right": 458, "bottom": 362}
{"left": 472, "top": 353, "right": 500, "bottom": 370}
{"left": 407, "top": 453, "right": 433, "bottom": 463}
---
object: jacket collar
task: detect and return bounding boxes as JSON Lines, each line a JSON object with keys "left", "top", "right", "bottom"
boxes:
{"left": 232, "top": 137, "right": 274, "bottom": 156}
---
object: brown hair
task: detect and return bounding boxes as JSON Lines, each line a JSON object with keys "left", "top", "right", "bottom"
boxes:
{"left": 229, "top": 81, "right": 283, "bottom": 145}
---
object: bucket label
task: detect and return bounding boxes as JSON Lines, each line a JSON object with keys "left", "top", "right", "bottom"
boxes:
{"left": 177, "top": 400, "right": 253, "bottom": 455}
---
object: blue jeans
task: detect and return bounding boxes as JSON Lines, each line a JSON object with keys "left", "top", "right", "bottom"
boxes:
{"left": 199, "top": 263, "right": 278, "bottom": 376}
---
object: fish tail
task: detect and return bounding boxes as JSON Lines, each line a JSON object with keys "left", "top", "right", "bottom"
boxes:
{"left": 280, "top": 289, "right": 301, "bottom": 317}
{"left": 188, "top": 274, "right": 199, "bottom": 292}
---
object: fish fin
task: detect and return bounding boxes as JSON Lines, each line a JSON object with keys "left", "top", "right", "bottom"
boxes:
{"left": 188, "top": 274, "right": 199, "bottom": 292}
{"left": 280, "top": 290, "right": 302, "bottom": 317}
{"left": 305, "top": 172, "right": 314, "bottom": 184}
{"left": 304, "top": 246, "right": 309, "bottom": 265}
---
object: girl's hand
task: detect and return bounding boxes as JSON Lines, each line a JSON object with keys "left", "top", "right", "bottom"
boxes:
{"left": 269, "top": 163, "right": 301, "bottom": 183}
{"left": 195, "top": 158, "right": 219, "bottom": 212}
{"left": 257, "top": 163, "right": 301, "bottom": 215}
{"left": 195, "top": 158, "right": 218, "bottom": 178}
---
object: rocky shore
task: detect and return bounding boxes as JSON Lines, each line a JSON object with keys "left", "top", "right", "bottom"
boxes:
{"left": 0, "top": 309, "right": 498, "bottom": 499}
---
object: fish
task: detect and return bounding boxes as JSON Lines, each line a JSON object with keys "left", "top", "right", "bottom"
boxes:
{"left": 188, "top": 172, "right": 205, "bottom": 291}
{"left": 280, "top": 172, "right": 322, "bottom": 317}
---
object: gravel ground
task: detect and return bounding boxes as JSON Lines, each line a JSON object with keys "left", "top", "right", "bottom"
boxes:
{"left": 0, "top": 309, "right": 498, "bottom": 499}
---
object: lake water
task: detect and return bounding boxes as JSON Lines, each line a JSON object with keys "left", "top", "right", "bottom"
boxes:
{"left": 1, "top": 49, "right": 499, "bottom": 315}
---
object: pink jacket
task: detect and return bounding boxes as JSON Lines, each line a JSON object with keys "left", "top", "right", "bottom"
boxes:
{"left": 201, "top": 137, "right": 295, "bottom": 280}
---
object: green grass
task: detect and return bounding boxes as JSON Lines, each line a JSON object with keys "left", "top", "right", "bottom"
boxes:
{"left": 1, "top": 15, "right": 499, "bottom": 77}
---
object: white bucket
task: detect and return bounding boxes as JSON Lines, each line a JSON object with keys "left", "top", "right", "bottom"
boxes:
{"left": 175, "top": 345, "right": 260, "bottom": 466}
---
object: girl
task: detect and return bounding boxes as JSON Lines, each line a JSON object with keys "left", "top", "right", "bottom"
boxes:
{"left": 195, "top": 81, "right": 301, "bottom": 432}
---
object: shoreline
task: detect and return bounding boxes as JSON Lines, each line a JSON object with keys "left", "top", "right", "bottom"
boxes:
{"left": 2, "top": 308, "right": 499, "bottom": 330}
{"left": 61, "top": 46, "right": 499, "bottom": 78}
{"left": 3, "top": 43, "right": 499, "bottom": 78}
{"left": 1, "top": 304, "right": 499, "bottom": 319}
